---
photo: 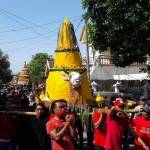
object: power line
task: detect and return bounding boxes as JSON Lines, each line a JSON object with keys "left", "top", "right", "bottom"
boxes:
{"left": 5, "top": 36, "right": 55, "bottom": 52}
{"left": 75, "top": 18, "right": 84, "bottom": 32}
{"left": 0, "top": 18, "right": 83, "bottom": 45}
{"left": 0, "top": 7, "right": 40, "bottom": 26}
{"left": 0, "top": 31, "right": 52, "bottom": 45}
{"left": 0, "top": 23, "right": 59, "bottom": 34}
{"left": 0, "top": 16, "right": 81, "bottom": 34}
{"left": 0, "top": 8, "right": 43, "bottom": 36}
{"left": 0, "top": 7, "right": 53, "bottom": 34}
{"left": 0, "top": 7, "right": 82, "bottom": 35}
{"left": 0, "top": 19, "right": 83, "bottom": 45}
{"left": 0, "top": 7, "right": 81, "bottom": 27}
{"left": 4, "top": 18, "right": 84, "bottom": 52}
{"left": 0, "top": 7, "right": 84, "bottom": 52}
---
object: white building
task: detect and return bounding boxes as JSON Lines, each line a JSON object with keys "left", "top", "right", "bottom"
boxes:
{"left": 80, "top": 25, "right": 149, "bottom": 81}
{"left": 80, "top": 26, "right": 150, "bottom": 96}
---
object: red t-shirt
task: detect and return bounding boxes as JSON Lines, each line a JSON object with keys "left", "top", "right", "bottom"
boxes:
{"left": 93, "top": 111, "right": 106, "bottom": 147}
{"left": 133, "top": 116, "right": 150, "bottom": 150}
{"left": 46, "top": 117, "right": 75, "bottom": 150}
{"left": 104, "top": 112, "right": 128, "bottom": 150}
{"left": 49, "top": 113, "right": 55, "bottom": 120}
{"left": 0, "top": 115, "right": 14, "bottom": 140}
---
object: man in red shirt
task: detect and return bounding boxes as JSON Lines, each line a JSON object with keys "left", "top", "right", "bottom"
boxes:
{"left": 46, "top": 99, "right": 76, "bottom": 150}
{"left": 132, "top": 102, "right": 150, "bottom": 150}
{"left": 93, "top": 95, "right": 106, "bottom": 150}
{"left": 104, "top": 98, "right": 129, "bottom": 150}
{"left": 0, "top": 98, "right": 15, "bottom": 150}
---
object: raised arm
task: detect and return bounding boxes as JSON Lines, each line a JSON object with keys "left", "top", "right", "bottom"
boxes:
{"left": 49, "top": 122, "right": 70, "bottom": 140}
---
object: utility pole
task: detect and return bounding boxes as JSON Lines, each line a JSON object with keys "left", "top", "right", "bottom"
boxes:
{"left": 85, "top": 20, "right": 90, "bottom": 80}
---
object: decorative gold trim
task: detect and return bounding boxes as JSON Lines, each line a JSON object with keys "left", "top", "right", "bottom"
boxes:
{"left": 49, "top": 68, "right": 86, "bottom": 74}
{"left": 55, "top": 48, "right": 79, "bottom": 52}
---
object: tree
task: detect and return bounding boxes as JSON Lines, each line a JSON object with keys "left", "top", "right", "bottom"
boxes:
{"left": 0, "top": 49, "right": 12, "bottom": 83}
{"left": 82, "top": 0, "right": 150, "bottom": 67}
{"left": 28, "top": 53, "right": 52, "bottom": 85}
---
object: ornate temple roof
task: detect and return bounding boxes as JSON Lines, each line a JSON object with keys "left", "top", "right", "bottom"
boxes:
{"left": 17, "top": 62, "right": 30, "bottom": 85}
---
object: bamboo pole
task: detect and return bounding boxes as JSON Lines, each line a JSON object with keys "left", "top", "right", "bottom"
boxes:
{"left": 0, "top": 109, "right": 138, "bottom": 116}
{"left": 0, "top": 111, "right": 36, "bottom": 116}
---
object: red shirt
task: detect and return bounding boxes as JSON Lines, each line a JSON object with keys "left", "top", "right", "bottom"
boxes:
{"left": 46, "top": 117, "right": 75, "bottom": 150}
{"left": 133, "top": 116, "right": 150, "bottom": 150}
{"left": 104, "top": 112, "right": 128, "bottom": 150}
{"left": 0, "top": 115, "right": 14, "bottom": 140}
{"left": 49, "top": 113, "right": 55, "bottom": 120}
{"left": 93, "top": 111, "right": 106, "bottom": 147}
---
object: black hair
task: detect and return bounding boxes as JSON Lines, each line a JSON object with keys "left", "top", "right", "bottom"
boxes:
{"left": 104, "top": 100, "right": 113, "bottom": 109}
{"left": 35, "top": 102, "right": 45, "bottom": 109}
{"left": 145, "top": 100, "right": 150, "bottom": 106}
{"left": 50, "top": 99, "right": 67, "bottom": 113}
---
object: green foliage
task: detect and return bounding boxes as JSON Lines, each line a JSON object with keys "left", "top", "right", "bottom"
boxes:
{"left": 140, "top": 64, "right": 150, "bottom": 78}
{"left": 0, "top": 49, "right": 12, "bottom": 83}
{"left": 82, "top": 0, "right": 150, "bottom": 67}
{"left": 28, "top": 53, "right": 51, "bottom": 85}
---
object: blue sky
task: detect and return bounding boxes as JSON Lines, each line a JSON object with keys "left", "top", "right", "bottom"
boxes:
{"left": 0, "top": 0, "right": 86, "bottom": 73}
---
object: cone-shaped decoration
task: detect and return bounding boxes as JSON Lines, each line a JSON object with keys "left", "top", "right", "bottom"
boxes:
{"left": 57, "top": 18, "right": 77, "bottom": 49}
{"left": 46, "top": 19, "right": 93, "bottom": 105}
{"left": 17, "top": 62, "right": 30, "bottom": 85}
{"left": 54, "top": 18, "right": 82, "bottom": 68}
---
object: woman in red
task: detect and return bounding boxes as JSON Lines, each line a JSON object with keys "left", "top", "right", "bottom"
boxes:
{"left": 46, "top": 99, "right": 76, "bottom": 150}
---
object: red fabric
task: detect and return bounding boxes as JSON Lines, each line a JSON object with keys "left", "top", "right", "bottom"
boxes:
{"left": 46, "top": 117, "right": 75, "bottom": 150}
{"left": 132, "top": 116, "right": 150, "bottom": 150}
{"left": 49, "top": 113, "right": 55, "bottom": 120}
{"left": 113, "top": 98, "right": 123, "bottom": 107}
{"left": 104, "top": 112, "right": 128, "bottom": 150}
{"left": 93, "top": 111, "right": 106, "bottom": 147}
{"left": 0, "top": 115, "right": 14, "bottom": 140}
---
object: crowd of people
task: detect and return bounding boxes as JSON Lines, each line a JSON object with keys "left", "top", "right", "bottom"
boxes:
{"left": 92, "top": 96, "right": 150, "bottom": 150}
{"left": 0, "top": 85, "right": 150, "bottom": 150}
